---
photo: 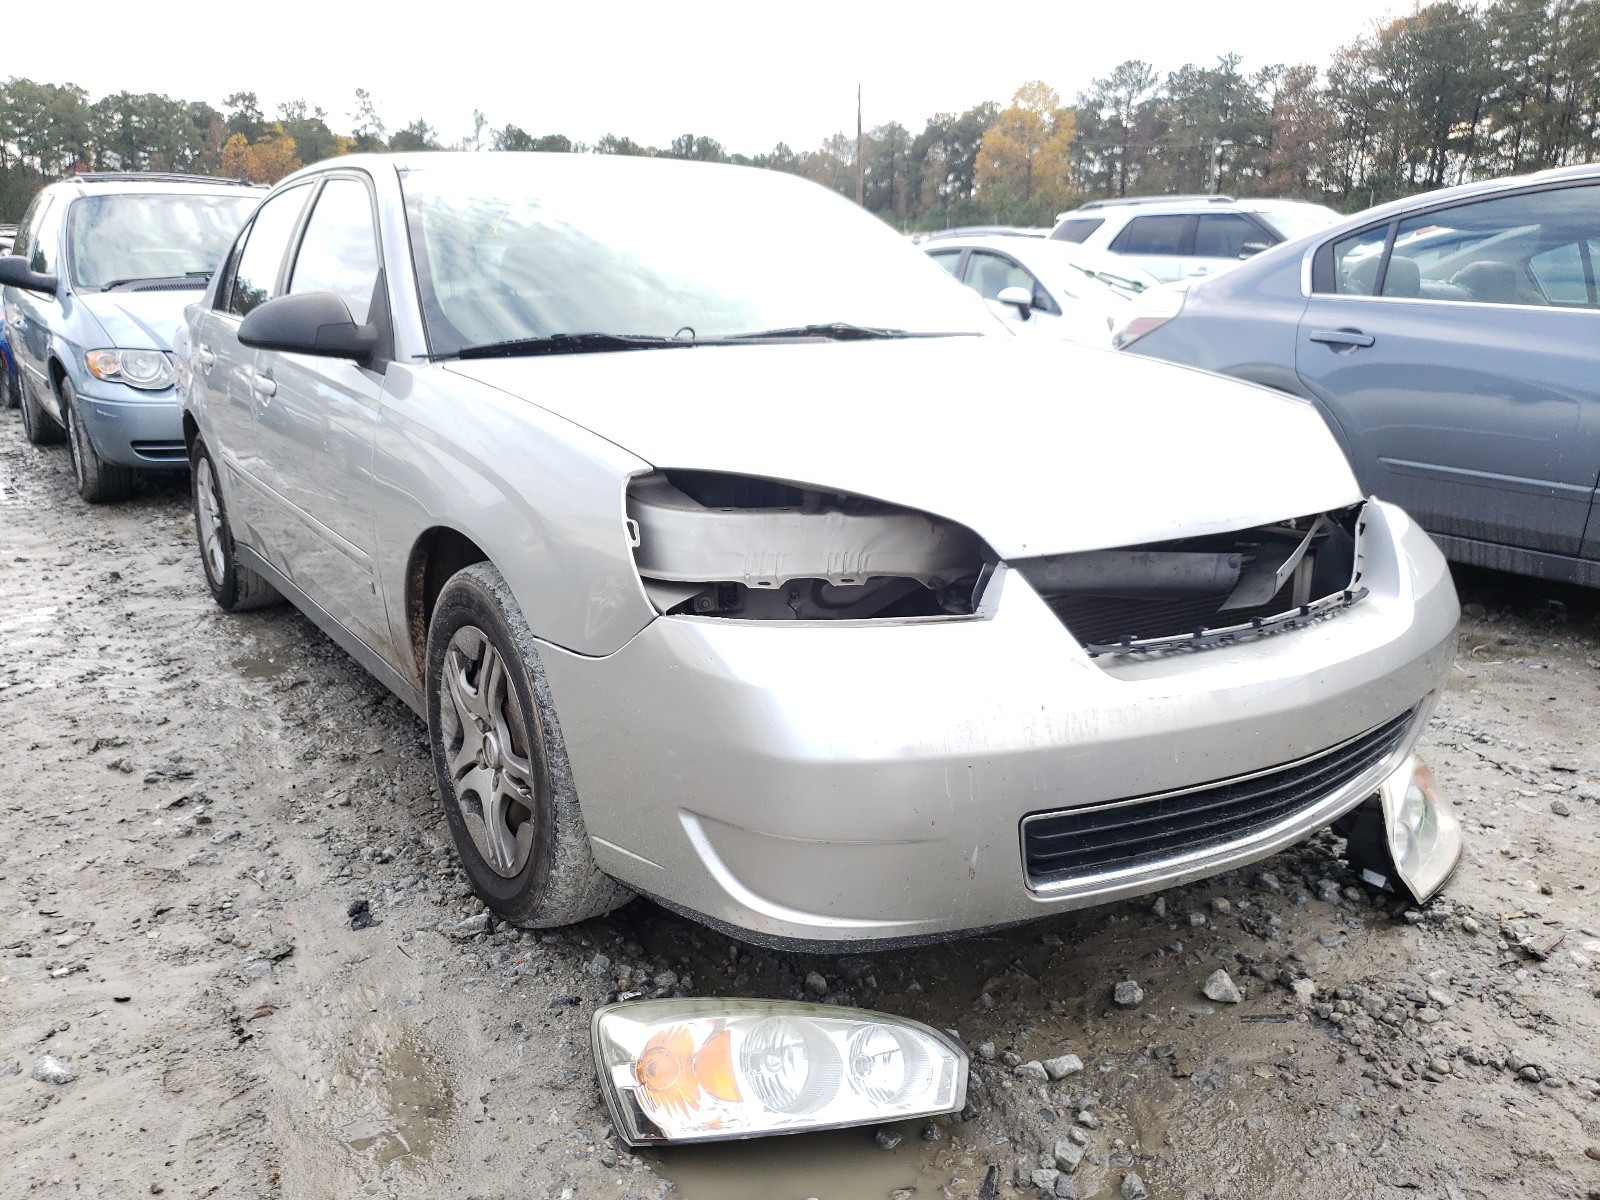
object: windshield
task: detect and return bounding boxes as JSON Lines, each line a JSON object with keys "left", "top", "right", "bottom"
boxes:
{"left": 400, "top": 157, "right": 995, "bottom": 356}
{"left": 67, "top": 193, "right": 258, "bottom": 289}
{"left": 1255, "top": 205, "right": 1340, "bottom": 242}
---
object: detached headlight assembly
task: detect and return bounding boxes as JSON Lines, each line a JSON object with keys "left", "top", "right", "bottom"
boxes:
{"left": 1378, "top": 754, "right": 1462, "bottom": 903}
{"left": 85, "top": 348, "right": 176, "bottom": 391}
{"left": 626, "top": 470, "right": 994, "bottom": 620}
{"left": 592, "top": 999, "right": 969, "bottom": 1146}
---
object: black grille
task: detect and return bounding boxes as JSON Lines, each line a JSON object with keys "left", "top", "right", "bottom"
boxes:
{"left": 1023, "top": 709, "right": 1414, "bottom": 886}
{"left": 130, "top": 440, "right": 186, "bottom": 460}
{"left": 1045, "top": 589, "right": 1299, "bottom": 649}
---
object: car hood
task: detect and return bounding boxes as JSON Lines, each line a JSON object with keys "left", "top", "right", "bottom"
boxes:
{"left": 74, "top": 289, "right": 202, "bottom": 352}
{"left": 444, "top": 337, "right": 1361, "bottom": 558}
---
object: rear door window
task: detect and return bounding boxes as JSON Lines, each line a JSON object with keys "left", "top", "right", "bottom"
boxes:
{"left": 227, "top": 184, "right": 312, "bottom": 318}
{"left": 1110, "top": 215, "right": 1192, "bottom": 256}
{"left": 1194, "top": 213, "right": 1272, "bottom": 258}
{"left": 926, "top": 249, "right": 963, "bottom": 277}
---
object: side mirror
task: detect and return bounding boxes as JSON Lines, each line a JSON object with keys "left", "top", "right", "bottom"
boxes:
{"left": 238, "top": 291, "right": 378, "bottom": 363}
{"left": 1239, "top": 241, "right": 1270, "bottom": 259}
{"left": 996, "top": 285, "right": 1034, "bottom": 319}
{"left": 0, "top": 254, "right": 57, "bottom": 294}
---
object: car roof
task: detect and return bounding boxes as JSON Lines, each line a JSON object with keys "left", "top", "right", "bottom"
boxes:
{"left": 1321, "top": 162, "right": 1600, "bottom": 231}
{"left": 1063, "top": 195, "right": 1334, "bottom": 220}
{"left": 48, "top": 172, "right": 263, "bottom": 198}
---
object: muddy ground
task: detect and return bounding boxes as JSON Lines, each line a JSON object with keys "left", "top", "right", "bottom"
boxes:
{"left": 2, "top": 418, "right": 1598, "bottom": 1200}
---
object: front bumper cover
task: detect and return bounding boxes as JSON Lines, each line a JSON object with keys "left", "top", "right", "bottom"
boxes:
{"left": 541, "top": 498, "right": 1459, "bottom": 946}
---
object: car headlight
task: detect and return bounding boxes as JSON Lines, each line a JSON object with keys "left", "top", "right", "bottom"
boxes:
{"left": 626, "top": 470, "right": 994, "bottom": 620}
{"left": 1378, "top": 754, "right": 1462, "bottom": 903}
{"left": 592, "top": 999, "right": 969, "bottom": 1145}
{"left": 85, "top": 348, "right": 176, "bottom": 391}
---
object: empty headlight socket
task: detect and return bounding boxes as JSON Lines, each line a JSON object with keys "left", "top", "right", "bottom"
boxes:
{"left": 625, "top": 470, "right": 995, "bottom": 621}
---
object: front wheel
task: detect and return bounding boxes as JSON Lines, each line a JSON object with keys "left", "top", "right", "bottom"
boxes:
{"left": 190, "top": 437, "right": 282, "bottom": 611}
{"left": 426, "top": 562, "right": 630, "bottom": 928}
{"left": 63, "top": 379, "right": 135, "bottom": 503}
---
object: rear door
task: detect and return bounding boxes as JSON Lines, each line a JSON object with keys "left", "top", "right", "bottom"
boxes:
{"left": 192, "top": 182, "right": 315, "bottom": 541}
{"left": 248, "top": 173, "right": 391, "bottom": 652}
{"left": 1295, "top": 181, "right": 1600, "bottom": 559}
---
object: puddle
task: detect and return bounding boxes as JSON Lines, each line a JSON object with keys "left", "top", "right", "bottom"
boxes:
{"left": 231, "top": 654, "right": 290, "bottom": 679}
{"left": 334, "top": 1033, "right": 454, "bottom": 1174}
{"left": 647, "top": 1121, "right": 948, "bottom": 1200}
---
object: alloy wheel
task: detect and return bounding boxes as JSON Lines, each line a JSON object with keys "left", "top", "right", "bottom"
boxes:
{"left": 194, "top": 456, "right": 227, "bottom": 585}
{"left": 437, "top": 625, "right": 538, "bottom": 878}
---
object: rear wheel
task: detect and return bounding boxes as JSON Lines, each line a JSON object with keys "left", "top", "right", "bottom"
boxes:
{"left": 62, "top": 378, "right": 135, "bottom": 503}
{"left": 190, "top": 437, "right": 282, "bottom": 611}
{"left": 426, "top": 562, "right": 630, "bottom": 927}
{"left": 18, "top": 375, "right": 62, "bottom": 445}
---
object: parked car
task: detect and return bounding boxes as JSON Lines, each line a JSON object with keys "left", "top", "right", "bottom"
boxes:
{"left": 910, "top": 225, "right": 1049, "bottom": 243}
{"left": 1049, "top": 195, "right": 1342, "bottom": 282}
{"left": 921, "top": 233, "right": 1160, "bottom": 347}
{"left": 1118, "top": 164, "right": 1600, "bottom": 589}
{"left": 0, "top": 173, "right": 260, "bottom": 501}
{"left": 178, "top": 152, "right": 1460, "bottom": 947}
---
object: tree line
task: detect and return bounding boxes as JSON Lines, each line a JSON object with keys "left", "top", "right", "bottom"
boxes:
{"left": 1, "top": 0, "right": 1596, "bottom": 228}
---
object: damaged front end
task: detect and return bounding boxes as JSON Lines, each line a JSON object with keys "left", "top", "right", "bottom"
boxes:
{"left": 626, "top": 470, "right": 997, "bottom": 621}
{"left": 1013, "top": 503, "right": 1370, "bottom": 657}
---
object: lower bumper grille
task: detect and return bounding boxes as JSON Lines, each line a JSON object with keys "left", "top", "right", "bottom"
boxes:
{"left": 1022, "top": 709, "right": 1414, "bottom": 886}
{"left": 130, "top": 440, "right": 187, "bottom": 461}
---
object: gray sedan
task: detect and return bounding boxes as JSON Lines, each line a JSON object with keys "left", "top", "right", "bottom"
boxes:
{"left": 177, "top": 153, "right": 1460, "bottom": 947}
{"left": 1119, "top": 165, "right": 1600, "bottom": 588}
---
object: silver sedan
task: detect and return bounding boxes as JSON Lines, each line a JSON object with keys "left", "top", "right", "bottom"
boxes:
{"left": 177, "top": 153, "right": 1461, "bottom": 947}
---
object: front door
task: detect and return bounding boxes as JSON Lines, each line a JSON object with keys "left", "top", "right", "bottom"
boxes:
{"left": 248, "top": 174, "right": 391, "bottom": 654}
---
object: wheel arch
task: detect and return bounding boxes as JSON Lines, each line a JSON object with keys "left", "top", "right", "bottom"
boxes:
{"left": 406, "top": 525, "right": 491, "bottom": 683}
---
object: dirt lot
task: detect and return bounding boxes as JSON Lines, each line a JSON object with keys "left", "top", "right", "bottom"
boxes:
{"left": 2, "top": 418, "right": 1598, "bottom": 1200}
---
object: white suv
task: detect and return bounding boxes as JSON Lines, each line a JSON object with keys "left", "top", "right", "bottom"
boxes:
{"left": 1049, "top": 195, "right": 1341, "bottom": 283}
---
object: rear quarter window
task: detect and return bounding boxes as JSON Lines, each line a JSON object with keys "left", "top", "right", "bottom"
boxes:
{"left": 1050, "top": 217, "right": 1104, "bottom": 244}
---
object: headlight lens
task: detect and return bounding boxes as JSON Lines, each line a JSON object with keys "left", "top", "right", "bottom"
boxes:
{"left": 1379, "top": 754, "right": 1462, "bottom": 903}
{"left": 592, "top": 999, "right": 968, "bottom": 1145}
{"left": 85, "top": 348, "right": 176, "bottom": 390}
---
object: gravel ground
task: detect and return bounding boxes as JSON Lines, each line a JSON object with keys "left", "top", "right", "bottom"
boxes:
{"left": 2, "top": 418, "right": 1598, "bottom": 1200}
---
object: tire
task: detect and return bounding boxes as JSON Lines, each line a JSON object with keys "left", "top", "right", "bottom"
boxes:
{"left": 3, "top": 366, "right": 17, "bottom": 410}
{"left": 426, "top": 562, "right": 631, "bottom": 928}
{"left": 190, "top": 437, "right": 282, "bottom": 611}
{"left": 62, "top": 378, "right": 135, "bottom": 503}
{"left": 18, "top": 374, "right": 62, "bottom": 445}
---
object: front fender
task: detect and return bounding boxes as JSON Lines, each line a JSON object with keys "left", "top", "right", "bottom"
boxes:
{"left": 373, "top": 364, "right": 658, "bottom": 667}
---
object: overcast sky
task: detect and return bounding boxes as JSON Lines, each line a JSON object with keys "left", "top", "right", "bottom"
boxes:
{"left": 62, "top": 0, "right": 1409, "bottom": 151}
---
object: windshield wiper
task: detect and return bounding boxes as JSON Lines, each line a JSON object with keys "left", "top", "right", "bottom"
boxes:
{"left": 99, "top": 272, "right": 210, "bottom": 292}
{"left": 718, "top": 323, "right": 974, "bottom": 342}
{"left": 452, "top": 332, "right": 696, "bottom": 360}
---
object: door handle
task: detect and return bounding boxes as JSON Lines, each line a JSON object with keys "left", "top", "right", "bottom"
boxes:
{"left": 1308, "top": 328, "right": 1375, "bottom": 348}
{"left": 252, "top": 372, "right": 277, "bottom": 400}
{"left": 197, "top": 344, "right": 215, "bottom": 368}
